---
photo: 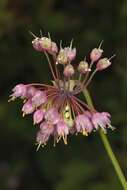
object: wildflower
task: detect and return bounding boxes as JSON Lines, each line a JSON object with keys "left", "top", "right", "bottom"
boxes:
{"left": 32, "top": 33, "right": 52, "bottom": 53}
{"left": 33, "top": 109, "right": 44, "bottom": 125}
{"left": 40, "top": 121, "right": 54, "bottom": 135}
{"left": 78, "top": 61, "right": 90, "bottom": 74}
{"left": 22, "top": 99, "right": 35, "bottom": 117}
{"left": 32, "top": 37, "right": 42, "bottom": 52}
{"left": 44, "top": 107, "right": 60, "bottom": 125}
{"left": 9, "top": 32, "right": 115, "bottom": 149}
{"left": 9, "top": 84, "right": 26, "bottom": 101}
{"left": 75, "top": 114, "right": 93, "bottom": 135}
{"left": 31, "top": 90, "right": 47, "bottom": 107}
{"left": 57, "top": 41, "right": 76, "bottom": 64}
{"left": 90, "top": 41, "right": 103, "bottom": 63}
{"left": 63, "top": 64, "right": 75, "bottom": 77}
{"left": 96, "top": 58, "right": 111, "bottom": 71}
{"left": 48, "top": 41, "right": 58, "bottom": 55}
{"left": 91, "top": 112, "right": 114, "bottom": 134}
{"left": 56, "top": 121, "right": 69, "bottom": 144}
{"left": 26, "top": 86, "right": 37, "bottom": 98}
{"left": 36, "top": 121, "right": 54, "bottom": 149}
{"left": 57, "top": 48, "right": 68, "bottom": 64}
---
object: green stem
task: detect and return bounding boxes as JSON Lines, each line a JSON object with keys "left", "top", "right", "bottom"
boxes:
{"left": 83, "top": 88, "right": 127, "bottom": 190}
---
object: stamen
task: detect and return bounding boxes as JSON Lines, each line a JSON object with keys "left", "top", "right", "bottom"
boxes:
{"left": 29, "top": 30, "right": 38, "bottom": 38}
{"left": 82, "top": 131, "right": 88, "bottom": 136}
{"left": 98, "top": 40, "right": 104, "bottom": 49}
{"left": 108, "top": 54, "right": 116, "bottom": 61}
{"left": 36, "top": 142, "right": 41, "bottom": 151}
{"left": 23, "top": 99, "right": 27, "bottom": 103}
{"left": 60, "top": 40, "right": 62, "bottom": 49}
{"left": 8, "top": 96, "right": 16, "bottom": 102}
{"left": 70, "top": 39, "right": 73, "bottom": 49}
{"left": 22, "top": 112, "right": 25, "bottom": 117}
{"left": 48, "top": 32, "right": 51, "bottom": 40}
{"left": 40, "top": 29, "right": 43, "bottom": 37}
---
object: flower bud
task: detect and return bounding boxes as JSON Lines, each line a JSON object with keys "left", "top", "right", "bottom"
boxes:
{"left": 48, "top": 41, "right": 58, "bottom": 55}
{"left": 32, "top": 38, "right": 42, "bottom": 51}
{"left": 57, "top": 43, "right": 76, "bottom": 64}
{"left": 57, "top": 48, "right": 68, "bottom": 64}
{"left": 66, "top": 47, "right": 76, "bottom": 62}
{"left": 78, "top": 61, "right": 90, "bottom": 74}
{"left": 90, "top": 42, "right": 103, "bottom": 62}
{"left": 32, "top": 36, "right": 52, "bottom": 52}
{"left": 96, "top": 58, "right": 111, "bottom": 71}
{"left": 63, "top": 64, "right": 75, "bottom": 77}
{"left": 90, "top": 48, "right": 103, "bottom": 62}
{"left": 39, "top": 37, "right": 52, "bottom": 51}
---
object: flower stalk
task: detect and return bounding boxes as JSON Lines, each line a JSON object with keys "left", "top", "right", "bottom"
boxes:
{"left": 83, "top": 88, "right": 127, "bottom": 190}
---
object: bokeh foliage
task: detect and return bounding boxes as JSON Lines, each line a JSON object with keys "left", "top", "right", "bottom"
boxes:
{"left": 1, "top": 0, "right": 127, "bottom": 189}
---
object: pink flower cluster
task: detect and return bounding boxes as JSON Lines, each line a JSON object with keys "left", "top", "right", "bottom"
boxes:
{"left": 9, "top": 31, "right": 115, "bottom": 149}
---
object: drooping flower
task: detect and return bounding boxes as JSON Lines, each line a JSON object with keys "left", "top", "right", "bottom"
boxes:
{"left": 56, "top": 121, "right": 69, "bottom": 144}
{"left": 36, "top": 121, "right": 54, "bottom": 149}
{"left": 22, "top": 99, "right": 35, "bottom": 117}
{"left": 33, "top": 109, "right": 44, "bottom": 125}
{"left": 75, "top": 114, "right": 93, "bottom": 135}
{"left": 26, "top": 86, "right": 37, "bottom": 98}
{"left": 44, "top": 107, "right": 60, "bottom": 125}
{"left": 9, "top": 84, "right": 27, "bottom": 101}
{"left": 31, "top": 90, "right": 47, "bottom": 107}
{"left": 91, "top": 112, "right": 114, "bottom": 133}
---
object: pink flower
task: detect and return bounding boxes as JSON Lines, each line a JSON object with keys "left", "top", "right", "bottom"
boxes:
{"left": 40, "top": 121, "right": 54, "bottom": 135}
{"left": 31, "top": 90, "right": 47, "bottom": 107}
{"left": 75, "top": 114, "right": 93, "bottom": 135}
{"left": 56, "top": 121, "right": 69, "bottom": 144}
{"left": 44, "top": 107, "right": 60, "bottom": 125}
{"left": 65, "top": 47, "right": 76, "bottom": 62}
{"left": 9, "top": 31, "right": 115, "bottom": 148}
{"left": 57, "top": 44, "right": 76, "bottom": 64}
{"left": 33, "top": 109, "right": 44, "bottom": 125}
{"left": 90, "top": 43, "right": 103, "bottom": 62}
{"left": 96, "top": 58, "right": 111, "bottom": 71}
{"left": 63, "top": 64, "right": 75, "bottom": 77}
{"left": 78, "top": 61, "right": 90, "bottom": 74}
{"left": 48, "top": 41, "right": 58, "bottom": 55}
{"left": 22, "top": 99, "right": 35, "bottom": 116}
{"left": 11, "top": 84, "right": 26, "bottom": 99}
{"left": 91, "top": 112, "right": 114, "bottom": 133}
{"left": 36, "top": 121, "right": 54, "bottom": 149}
{"left": 26, "top": 86, "right": 37, "bottom": 98}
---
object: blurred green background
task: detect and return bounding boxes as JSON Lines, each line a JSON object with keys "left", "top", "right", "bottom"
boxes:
{"left": 1, "top": 0, "right": 127, "bottom": 189}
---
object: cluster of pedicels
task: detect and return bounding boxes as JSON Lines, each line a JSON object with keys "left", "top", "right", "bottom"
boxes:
{"left": 9, "top": 31, "right": 115, "bottom": 150}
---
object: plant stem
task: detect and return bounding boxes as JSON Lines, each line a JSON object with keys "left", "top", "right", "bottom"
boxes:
{"left": 83, "top": 88, "right": 127, "bottom": 190}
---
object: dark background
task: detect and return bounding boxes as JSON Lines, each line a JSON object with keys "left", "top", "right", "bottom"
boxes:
{"left": 1, "top": 0, "right": 127, "bottom": 189}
